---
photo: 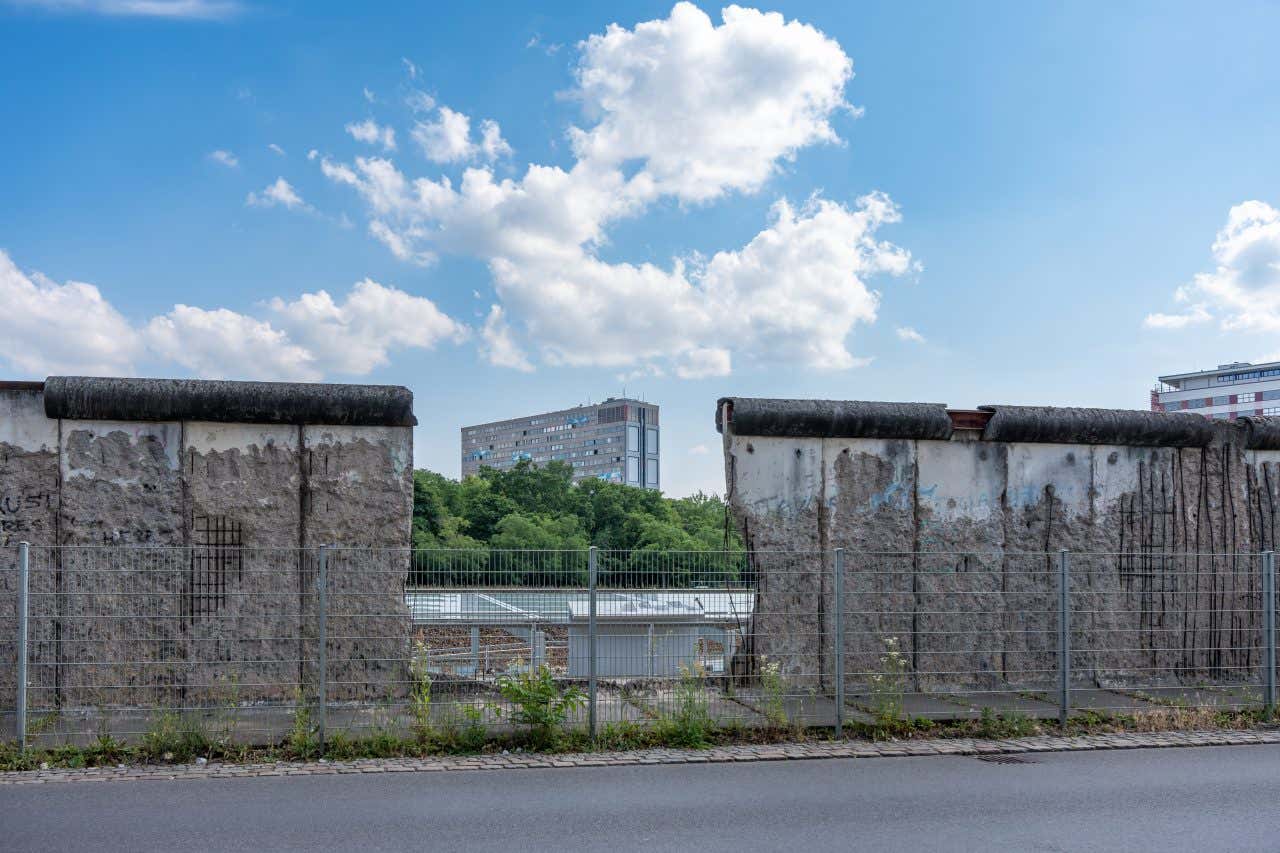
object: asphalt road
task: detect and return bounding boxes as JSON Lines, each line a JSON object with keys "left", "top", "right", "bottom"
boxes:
{"left": 3, "top": 745, "right": 1279, "bottom": 852}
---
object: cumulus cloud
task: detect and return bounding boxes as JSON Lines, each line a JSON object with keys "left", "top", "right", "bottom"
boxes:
{"left": 320, "top": 3, "right": 912, "bottom": 377}
{"left": 895, "top": 325, "right": 925, "bottom": 343}
{"left": 146, "top": 306, "right": 317, "bottom": 380}
{"left": 208, "top": 149, "right": 238, "bottom": 167}
{"left": 0, "top": 250, "right": 141, "bottom": 376}
{"left": 0, "top": 249, "right": 464, "bottom": 380}
{"left": 345, "top": 119, "right": 397, "bottom": 151}
{"left": 687, "top": 443, "right": 710, "bottom": 456}
{"left": 265, "top": 278, "right": 469, "bottom": 375}
{"left": 412, "top": 107, "right": 474, "bottom": 163}
{"left": 246, "top": 177, "right": 306, "bottom": 210}
{"left": 1146, "top": 200, "right": 1280, "bottom": 333}
{"left": 569, "top": 2, "right": 852, "bottom": 203}
{"left": 479, "top": 120, "right": 512, "bottom": 160}
{"left": 479, "top": 304, "right": 534, "bottom": 372}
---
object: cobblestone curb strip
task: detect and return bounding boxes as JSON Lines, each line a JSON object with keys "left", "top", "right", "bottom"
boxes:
{"left": 3, "top": 730, "right": 1279, "bottom": 786}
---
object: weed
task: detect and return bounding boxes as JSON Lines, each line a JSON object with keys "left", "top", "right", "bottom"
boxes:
{"left": 409, "top": 639, "right": 435, "bottom": 742}
{"left": 868, "top": 636, "right": 908, "bottom": 728}
{"left": 656, "top": 663, "right": 713, "bottom": 748}
{"left": 758, "top": 657, "right": 787, "bottom": 728}
{"left": 432, "top": 703, "right": 490, "bottom": 753}
{"left": 140, "top": 711, "right": 212, "bottom": 763}
{"left": 973, "top": 708, "right": 1039, "bottom": 739}
{"left": 497, "top": 663, "right": 586, "bottom": 750}
{"left": 287, "top": 691, "right": 319, "bottom": 760}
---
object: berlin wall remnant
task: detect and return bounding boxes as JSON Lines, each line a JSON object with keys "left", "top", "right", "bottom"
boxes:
{"left": 1, "top": 377, "right": 416, "bottom": 708}
{"left": 718, "top": 398, "right": 1280, "bottom": 693}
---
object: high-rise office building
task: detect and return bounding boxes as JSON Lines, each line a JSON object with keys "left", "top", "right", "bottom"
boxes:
{"left": 1151, "top": 360, "right": 1280, "bottom": 419}
{"left": 461, "top": 398, "right": 661, "bottom": 489}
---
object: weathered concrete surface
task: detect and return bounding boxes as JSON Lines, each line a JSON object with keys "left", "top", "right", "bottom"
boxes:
{"left": 0, "top": 379, "right": 415, "bottom": 715}
{"left": 303, "top": 426, "right": 414, "bottom": 702}
{"left": 720, "top": 398, "right": 1280, "bottom": 695}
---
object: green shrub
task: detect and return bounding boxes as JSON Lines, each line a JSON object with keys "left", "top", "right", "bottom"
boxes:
{"left": 497, "top": 664, "right": 585, "bottom": 750}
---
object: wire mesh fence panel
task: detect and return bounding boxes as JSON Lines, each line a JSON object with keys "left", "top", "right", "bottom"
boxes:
{"left": 0, "top": 546, "right": 1275, "bottom": 747}
{"left": 17, "top": 547, "right": 318, "bottom": 747}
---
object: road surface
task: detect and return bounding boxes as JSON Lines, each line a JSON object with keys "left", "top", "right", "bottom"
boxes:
{"left": 3, "top": 745, "right": 1279, "bottom": 852}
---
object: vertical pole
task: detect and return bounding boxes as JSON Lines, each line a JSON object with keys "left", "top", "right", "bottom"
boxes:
{"left": 17, "top": 542, "right": 29, "bottom": 751}
{"left": 1058, "top": 549, "right": 1070, "bottom": 727}
{"left": 833, "top": 548, "right": 845, "bottom": 736}
{"left": 588, "top": 546, "right": 598, "bottom": 739}
{"left": 530, "top": 621, "right": 538, "bottom": 671}
{"left": 470, "top": 625, "right": 480, "bottom": 674}
{"left": 1264, "top": 551, "right": 1276, "bottom": 716}
{"left": 316, "top": 544, "right": 327, "bottom": 752}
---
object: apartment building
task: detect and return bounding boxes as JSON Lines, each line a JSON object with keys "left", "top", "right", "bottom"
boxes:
{"left": 1151, "top": 360, "right": 1280, "bottom": 419}
{"left": 461, "top": 398, "right": 660, "bottom": 489}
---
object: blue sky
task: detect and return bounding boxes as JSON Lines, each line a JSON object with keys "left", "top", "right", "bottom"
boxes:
{"left": 3, "top": 0, "right": 1280, "bottom": 497}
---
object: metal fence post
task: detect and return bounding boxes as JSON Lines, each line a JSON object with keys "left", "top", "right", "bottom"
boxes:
{"left": 316, "top": 544, "right": 328, "bottom": 751}
{"left": 833, "top": 548, "right": 844, "bottom": 737}
{"left": 588, "top": 546, "right": 598, "bottom": 739}
{"left": 1264, "top": 551, "right": 1276, "bottom": 716}
{"left": 1058, "top": 549, "right": 1070, "bottom": 727}
{"left": 17, "top": 541, "right": 29, "bottom": 751}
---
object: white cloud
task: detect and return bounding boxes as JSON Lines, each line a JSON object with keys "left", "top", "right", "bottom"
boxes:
{"left": 13, "top": 0, "right": 241, "bottom": 19}
{"left": 1147, "top": 200, "right": 1280, "bottom": 334}
{"left": 246, "top": 177, "right": 306, "bottom": 210}
{"left": 479, "top": 119, "right": 512, "bottom": 161}
{"left": 526, "top": 33, "right": 562, "bottom": 55}
{"left": 368, "top": 220, "right": 433, "bottom": 266}
{"left": 306, "top": 149, "right": 319, "bottom": 161}
{"left": 405, "top": 89, "right": 435, "bottom": 114}
{"left": 345, "top": 119, "right": 396, "bottom": 151}
{"left": 412, "top": 107, "right": 474, "bottom": 163}
{"left": 268, "top": 143, "right": 285, "bottom": 156}
{"left": 266, "top": 278, "right": 468, "bottom": 375}
{"left": 479, "top": 304, "right": 534, "bottom": 372}
{"left": 146, "top": 306, "right": 318, "bottom": 380}
{"left": 402, "top": 57, "right": 418, "bottom": 79}
{"left": 208, "top": 149, "right": 238, "bottom": 168}
{"left": 568, "top": 2, "right": 852, "bottom": 203}
{"left": 0, "top": 250, "right": 141, "bottom": 376}
{"left": 148, "top": 280, "right": 468, "bottom": 380}
{"left": 687, "top": 443, "right": 710, "bottom": 456}
{"left": 896, "top": 325, "right": 925, "bottom": 343}
{"left": 362, "top": 87, "right": 375, "bottom": 103}
{"left": 674, "top": 347, "right": 731, "bottom": 379}
{"left": 0, "top": 249, "right": 465, "bottom": 380}
{"left": 320, "top": 4, "right": 911, "bottom": 378}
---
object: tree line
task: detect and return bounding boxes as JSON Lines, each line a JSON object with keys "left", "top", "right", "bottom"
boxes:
{"left": 410, "top": 460, "right": 745, "bottom": 586}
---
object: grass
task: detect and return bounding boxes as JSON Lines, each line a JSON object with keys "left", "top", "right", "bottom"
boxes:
{"left": 2, "top": 704, "right": 1273, "bottom": 772}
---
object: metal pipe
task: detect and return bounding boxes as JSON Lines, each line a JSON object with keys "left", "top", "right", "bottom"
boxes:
{"left": 317, "top": 544, "right": 328, "bottom": 751}
{"left": 588, "top": 546, "right": 598, "bottom": 739}
{"left": 1058, "top": 549, "right": 1070, "bottom": 727}
{"left": 17, "top": 541, "right": 29, "bottom": 752}
{"left": 834, "top": 547, "right": 844, "bottom": 736}
{"left": 1265, "top": 552, "right": 1276, "bottom": 716}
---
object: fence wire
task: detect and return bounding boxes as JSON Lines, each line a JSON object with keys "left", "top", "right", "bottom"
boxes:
{"left": 0, "top": 546, "right": 1275, "bottom": 747}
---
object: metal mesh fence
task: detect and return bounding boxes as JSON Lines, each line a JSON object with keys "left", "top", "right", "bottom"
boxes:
{"left": 1, "top": 545, "right": 1276, "bottom": 747}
